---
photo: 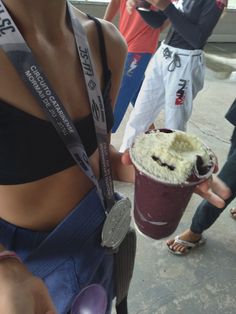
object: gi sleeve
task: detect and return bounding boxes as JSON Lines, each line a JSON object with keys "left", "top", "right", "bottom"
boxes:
{"left": 163, "top": 1, "right": 226, "bottom": 49}
{"left": 137, "top": 9, "right": 168, "bottom": 28}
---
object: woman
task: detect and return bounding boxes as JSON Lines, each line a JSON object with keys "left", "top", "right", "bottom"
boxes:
{"left": 0, "top": 0, "right": 134, "bottom": 313}
{"left": 0, "top": 0, "right": 230, "bottom": 313}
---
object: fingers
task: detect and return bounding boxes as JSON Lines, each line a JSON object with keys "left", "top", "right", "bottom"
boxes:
{"left": 122, "top": 150, "right": 232, "bottom": 209}
{"left": 121, "top": 150, "right": 132, "bottom": 165}
{"left": 210, "top": 176, "right": 231, "bottom": 200}
{"left": 194, "top": 176, "right": 231, "bottom": 209}
{"left": 126, "top": 0, "right": 138, "bottom": 14}
{"left": 43, "top": 299, "right": 57, "bottom": 314}
{"left": 195, "top": 185, "right": 225, "bottom": 208}
{"left": 33, "top": 278, "right": 57, "bottom": 314}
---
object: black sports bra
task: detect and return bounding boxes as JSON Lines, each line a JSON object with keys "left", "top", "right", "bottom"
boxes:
{"left": 0, "top": 15, "right": 114, "bottom": 184}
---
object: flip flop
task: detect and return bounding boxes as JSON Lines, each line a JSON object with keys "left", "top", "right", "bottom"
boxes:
{"left": 229, "top": 208, "right": 236, "bottom": 220}
{"left": 167, "top": 235, "right": 206, "bottom": 256}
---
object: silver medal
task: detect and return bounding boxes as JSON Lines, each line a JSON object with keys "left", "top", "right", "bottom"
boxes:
{"left": 101, "top": 198, "right": 132, "bottom": 250}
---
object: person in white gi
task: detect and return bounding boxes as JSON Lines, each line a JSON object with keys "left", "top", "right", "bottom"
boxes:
{"left": 120, "top": 0, "right": 227, "bottom": 152}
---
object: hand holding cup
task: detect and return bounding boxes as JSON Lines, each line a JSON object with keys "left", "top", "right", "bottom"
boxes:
{"left": 122, "top": 131, "right": 230, "bottom": 210}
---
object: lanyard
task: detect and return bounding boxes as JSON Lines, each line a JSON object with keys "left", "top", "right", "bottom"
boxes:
{"left": 0, "top": 0, "right": 115, "bottom": 212}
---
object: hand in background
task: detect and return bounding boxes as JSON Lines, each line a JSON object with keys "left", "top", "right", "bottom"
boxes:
{"left": 126, "top": 0, "right": 143, "bottom": 14}
{"left": 121, "top": 150, "right": 231, "bottom": 209}
{"left": 0, "top": 259, "right": 56, "bottom": 314}
{"left": 194, "top": 175, "right": 231, "bottom": 209}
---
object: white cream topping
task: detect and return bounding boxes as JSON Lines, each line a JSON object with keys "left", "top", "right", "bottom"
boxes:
{"left": 130, "top": 130, "right": 212, "bottom": 184}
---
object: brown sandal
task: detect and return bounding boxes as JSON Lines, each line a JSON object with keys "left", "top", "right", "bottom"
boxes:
{"left": 229, "top": 208, "right": 236, "bottom": 220}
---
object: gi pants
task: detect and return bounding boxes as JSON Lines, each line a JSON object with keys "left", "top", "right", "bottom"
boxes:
{"left": 120, "top": 42, "right": 205, "bottom": 152}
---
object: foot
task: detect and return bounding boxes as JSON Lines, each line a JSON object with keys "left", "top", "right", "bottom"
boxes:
{"left": 166, "top": 229, "right": 203, "bottom": 255}
{"left": 230, "top": 208, "right": 236, "bottom": 220}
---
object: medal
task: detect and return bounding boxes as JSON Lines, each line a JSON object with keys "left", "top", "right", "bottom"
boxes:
{"left": 101, "top": 198, "right": 132, "bottom": 250}
{"left": 0, "top": 1, "right": 131, "bottom": 252}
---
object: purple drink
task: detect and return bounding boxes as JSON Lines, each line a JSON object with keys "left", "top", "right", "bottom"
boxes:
{"left": 130, "top": 129, "right": 216, "bottom": 240}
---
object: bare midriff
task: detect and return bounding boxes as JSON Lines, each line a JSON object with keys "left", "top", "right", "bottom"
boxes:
{"left": 0, "top": 150, "right": 100, "bottom": 231}
{"left": 0, "top": 10, "right": 107, "bottom": 233}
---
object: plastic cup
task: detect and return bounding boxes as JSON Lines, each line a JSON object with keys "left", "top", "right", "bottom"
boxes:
{"left": 130, "top": 129, "right": 216, "bottom": 240}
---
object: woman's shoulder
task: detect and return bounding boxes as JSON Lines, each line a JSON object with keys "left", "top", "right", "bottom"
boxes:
{"left": 98, "top": 17, "right": 128, "bottom": 59}
{"left": 72, "top": 6, "right": 127, "bottom": 57}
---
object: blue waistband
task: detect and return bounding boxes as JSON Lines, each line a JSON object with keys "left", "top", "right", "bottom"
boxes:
{"left": 0, "top": 187, "right": 106, "bottom": 278}
{"left": 26, "top": 187, "right": 106, "bottom": 277}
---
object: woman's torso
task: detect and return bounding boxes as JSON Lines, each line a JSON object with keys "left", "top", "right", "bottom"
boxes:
{"left": 0, "top": 8, "right": 123, "bottom": 231}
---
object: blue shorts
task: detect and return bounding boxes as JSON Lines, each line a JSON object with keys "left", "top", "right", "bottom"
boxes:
{"left": 0, "top": 188, "right": 114, "bottom": 314}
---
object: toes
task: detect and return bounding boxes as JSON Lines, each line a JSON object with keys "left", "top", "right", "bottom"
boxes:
{"left": 230, "top": 208, "right": 236, "bottom": 219}
{"left": 173, "top": 243, "right": 187, "bottom": 253}
{"left": 167, "top": 241, "right": 189, "bottom": 254}
{"left": 166, "top": 239, "right": 175, "bottom": 246}
{"left": 230, "top": 208, "right": 236, "bottom": 213}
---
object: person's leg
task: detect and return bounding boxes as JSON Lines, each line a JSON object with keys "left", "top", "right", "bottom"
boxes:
{"left": 130, "top": 81, "right": 156, "bottom": 131}
{"left": 227, "top": 127, "right": 236, "bottom": 220}
{"left": 112, "top": 53, "right": 152, "bottom": 133}
{"left": 167, "top": 127, "right": 236, "bottom": 254}
{"left": 120, "top": 50, "right": 165, "bottom": 152}
{"left": 164, "top": 50, "right": 205, "bottom": 131}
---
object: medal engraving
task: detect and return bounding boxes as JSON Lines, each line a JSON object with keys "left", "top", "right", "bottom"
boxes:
{"left": 101, "top": 198, "right": 132, "bottom": 249}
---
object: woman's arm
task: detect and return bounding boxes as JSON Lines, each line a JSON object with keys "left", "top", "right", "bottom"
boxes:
{"left": 110, "top": 145, "right": 135, "bottom": 183}
{"left": 127, "top": 0, "right": 226, "bottom": 49}
{"left": 148, "top": 0, "right": 226, "bottom": 48}
{"left": 99, "top": 20, "right": 135, "bottom": 183}
{"left": 121, "top": 150, "right": 231, "bottom": 208}
{"left": 103, "top": 0, "right": 121, "bottom": 21}
{"left": 101, "top": 19, "right": 127, "bottom": 112}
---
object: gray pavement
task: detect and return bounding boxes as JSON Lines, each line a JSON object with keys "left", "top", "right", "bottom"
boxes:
{"left": 111, "top": 43, "right": 236, "bottom": 314}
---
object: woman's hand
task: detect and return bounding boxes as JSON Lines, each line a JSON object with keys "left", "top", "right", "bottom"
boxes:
{"left": 110, "top": 145, "right": 135, "bottom": 183}
{"left": 121, "top": 150, "right": 231, "bottom": 209}
{"left": 126, "top": 0, "right": 144, "bottom": 14}
{"left": 0, "top": 259, "right": 56, "bottom": 314}
{"left": 194, "top": 175, "right": 231, "bottom": 209}
{"left": 121, "top": 149, "right": 132, "bottom": 166}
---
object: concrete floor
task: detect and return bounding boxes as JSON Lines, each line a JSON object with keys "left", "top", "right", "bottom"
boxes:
{"left": 111, "top": 43, "right": 236, "bottom": 314}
